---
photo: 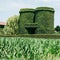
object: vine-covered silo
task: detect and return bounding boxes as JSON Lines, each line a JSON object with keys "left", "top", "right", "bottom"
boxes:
{"left": 35, "top": 7, "right": 55, "bottom": 34}
{"left": 19, "top": 8, "right": 35, "bottom": 34}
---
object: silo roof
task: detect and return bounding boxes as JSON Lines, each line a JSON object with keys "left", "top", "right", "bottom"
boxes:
{"left": 35, "top": 7, "right": 54, "bottom": 12}
{"left": 19, "top": 8, "right": 35, "bottom": 13}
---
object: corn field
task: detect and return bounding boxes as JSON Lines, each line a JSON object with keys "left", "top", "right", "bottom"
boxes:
{"left": 0, "top": 37, "right": 60, "bottom": 60}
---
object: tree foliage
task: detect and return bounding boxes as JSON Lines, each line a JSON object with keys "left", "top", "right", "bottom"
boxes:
{"left": 3, "top": 15, "right": 20, "bottom": 35}
{"left": 55, "top": 25, "right": 60, "bottom": 32}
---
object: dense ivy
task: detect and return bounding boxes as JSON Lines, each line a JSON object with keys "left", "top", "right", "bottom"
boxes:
{"left": 35, "top": 7, "right": 54, "bottom": 34}
{"left": 19, "top": 8, "right": 35, "bottom": 34}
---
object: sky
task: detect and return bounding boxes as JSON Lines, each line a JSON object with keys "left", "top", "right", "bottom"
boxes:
{"left": 0, "top": 0, "right": 60, "bottom": 27}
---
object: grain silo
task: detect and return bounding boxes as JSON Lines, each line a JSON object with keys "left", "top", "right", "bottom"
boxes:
{"left": 19, "top": 8, "right": 35, "bottom": 34}
{"left": 35, "top": 7, "right": 54, "bottom": 34}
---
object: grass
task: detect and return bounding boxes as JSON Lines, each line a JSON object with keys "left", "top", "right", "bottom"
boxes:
{"left": 0, "top": 37, "right": 60, "bottom": 60}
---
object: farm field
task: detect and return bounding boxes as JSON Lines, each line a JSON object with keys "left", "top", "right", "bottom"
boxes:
{"left": 0, "top": 37, "right": 60, "bottom": 60}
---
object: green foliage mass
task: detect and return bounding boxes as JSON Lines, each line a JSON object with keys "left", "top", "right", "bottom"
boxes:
{"left": 3, "top": 15, "right": 19, "bottom": 35}
{"left": 0, "top": 37, "right": 60, "bottom": 60}
{"left": 24, "top": 23, "right": 38, "bottom": 34}
{"left": 20, "top": 8, "right": 35, "bottom": 13}
{"left": 2, "top": 7, "right": 55, "bottom": 35}
{"left": 0, "top": 28, "right": 4, "bottom": 35}
{"left": 35, "top": 7, "right": 54, "bottom": 34}
{"left": 55, "top": 25, "right": 60, "bottom": 32}
{"left": 0, "top": 25, "right": 5, "bottom": 35}
{"left": 35, "top": 7, "right": 54, "bottom": 12}
{"left": 24, "top": 23, "right": 38, "bottom": 28}
{"left": 19, "top": 8, "right": 35, "bottom": 34}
